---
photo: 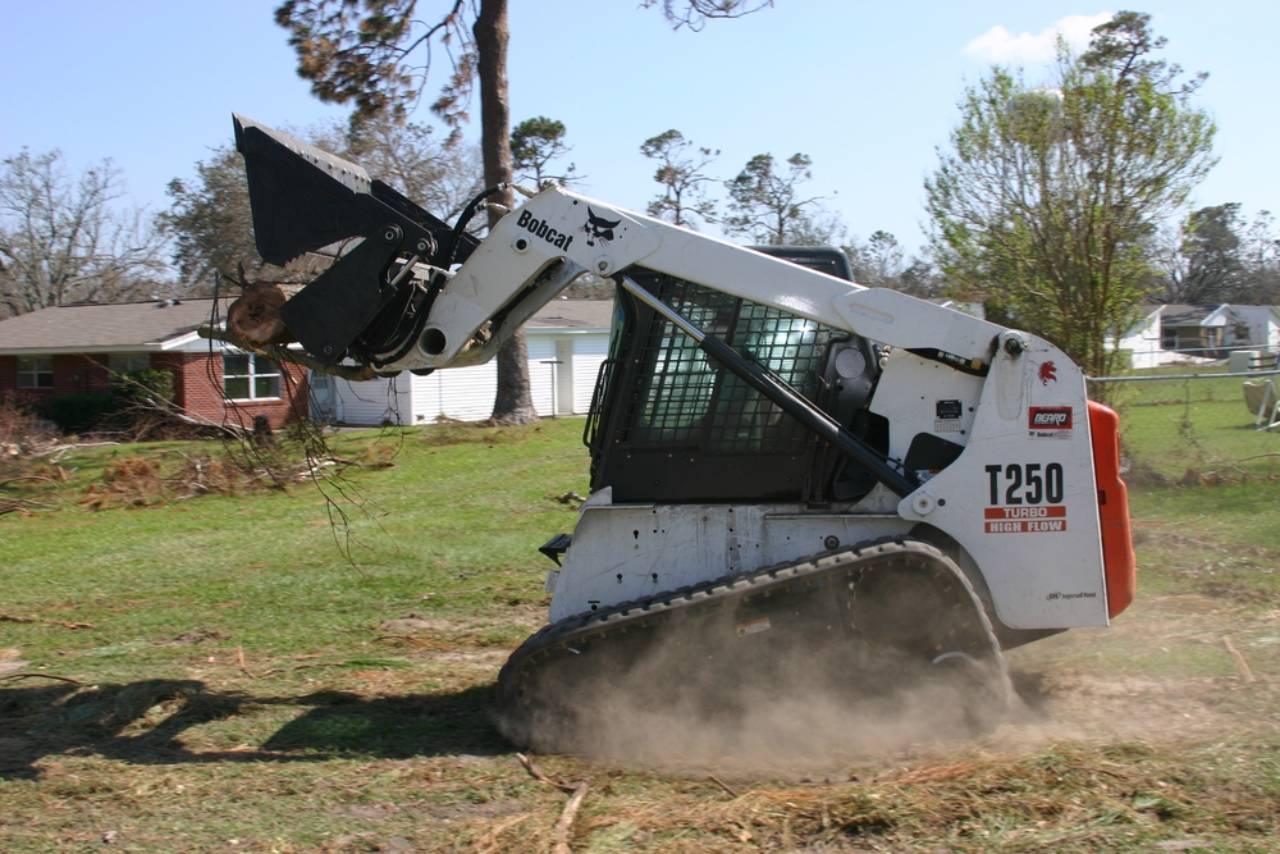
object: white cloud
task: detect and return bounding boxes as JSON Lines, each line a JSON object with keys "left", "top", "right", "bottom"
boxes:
{"left": 964, "top": 12, "right": 1113, "bottom": 64}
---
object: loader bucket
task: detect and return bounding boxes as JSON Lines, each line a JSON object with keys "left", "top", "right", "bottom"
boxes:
{"left": 232, "top": 115, "right": 376, "bottom": 266}
{"left": 231, "top": 114, "right": 465, "bottom": 267}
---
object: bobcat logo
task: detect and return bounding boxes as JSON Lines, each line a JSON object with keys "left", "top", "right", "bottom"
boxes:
{"left": 1038, "top": 360, "right": 1058, "bottom": 385}
{"left": 583, "top": 207, "right": 622, "bottom": 247}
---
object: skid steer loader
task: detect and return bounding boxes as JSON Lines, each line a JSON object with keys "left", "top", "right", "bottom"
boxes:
{"left": 230, "top": 116, "right": 1135, "bottom": 750}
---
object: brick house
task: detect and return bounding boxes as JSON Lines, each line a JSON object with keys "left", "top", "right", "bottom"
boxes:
{"left": 0, "top": 298, "right": 307, "bottom": 428}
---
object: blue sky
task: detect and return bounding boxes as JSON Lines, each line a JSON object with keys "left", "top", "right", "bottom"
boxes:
{"left": 2, "top": 1, "right": 1275, "bottom": 256}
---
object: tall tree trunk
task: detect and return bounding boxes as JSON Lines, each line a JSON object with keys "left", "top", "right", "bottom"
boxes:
{"left": 475, "top": 0, "right": 537, "bottom": 426}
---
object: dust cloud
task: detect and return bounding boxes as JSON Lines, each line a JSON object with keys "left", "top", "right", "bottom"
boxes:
{"left": 498, "top": 606, "right": 1015, "bottom": 775}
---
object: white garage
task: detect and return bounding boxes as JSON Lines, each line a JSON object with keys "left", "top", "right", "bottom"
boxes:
{"left": 311, "top": 299, "right": 614, "bottom": 426}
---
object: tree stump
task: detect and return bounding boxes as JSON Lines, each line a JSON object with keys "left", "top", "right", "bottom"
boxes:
{"left": 226, "top": 283, "right": 300, "bottom": 347}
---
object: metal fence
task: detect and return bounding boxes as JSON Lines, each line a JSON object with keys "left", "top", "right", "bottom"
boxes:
{"left": 1088, "top": 363, "right": 1279, "bottom": 484}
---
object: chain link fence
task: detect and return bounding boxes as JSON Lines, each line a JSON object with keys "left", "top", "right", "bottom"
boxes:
{"left": 1090, "top": 349, "right": 1279, "bottom": 485}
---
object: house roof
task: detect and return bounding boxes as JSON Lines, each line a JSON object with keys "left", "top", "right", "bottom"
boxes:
{"left": 1159, "top": 303, "right": 1256, "bottom": 327}
{"left": 0, "top": 296, "right": 614, "bottom": 354}
{"left": 0, "top": 298, "right": 231, "bottom": 354}
{"left": 527, "top": 298, "right": 614, "bottom": 329}
{"left": 1158, "top": 304, "right": 1216, "bottom": 326}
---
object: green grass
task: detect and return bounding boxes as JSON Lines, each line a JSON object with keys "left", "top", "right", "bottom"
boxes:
{"left": 2, "top": 416, "right": 1279, "bottom": 851}
{"left": 1109, "top": 372, "right": 1280, "bottom": 481}
{"left": 1, "top": 421, "right": 587, "bottom": 683}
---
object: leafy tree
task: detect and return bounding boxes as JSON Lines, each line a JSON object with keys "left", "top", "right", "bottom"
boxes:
{"left": 1161, "top": 203, "right": 1245, "bottom": 304}
{"left": 724, "top": 153, "right": 842, "bottom": 245}
{"left": 845, "top": 230, "right": 904, "bottom": 287}
{"left": 925, "top": 11, "right": 1216, "bottom": 378}
{"left": 844, "top": 231, "right": 943, "bottom": 297}
{"left": 897, "top": 258, "right": 944, "bottom": 298}
{"left": 511, "top": 116, "right": 579, "bottom": 189}
{"left": 276, "top": 0, "right": 771, "bottom": 422}
{"left": 640, "top": 129, "right": 719, "bottom": 228}
{"left": 161, "top": 147, "right": 263, "bottom": 288}
{"left": 1239, "top": 210, "right": 1280, "bottom": 304}
{"left": 0, "top": 149, "right": 166, "bottom": 317}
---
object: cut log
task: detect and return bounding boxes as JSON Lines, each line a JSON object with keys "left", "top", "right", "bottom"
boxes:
{"left": 226, "top": 282, "right": 302, "bottom": 347}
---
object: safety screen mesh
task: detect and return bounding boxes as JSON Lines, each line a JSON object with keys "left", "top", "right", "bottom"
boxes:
{"left": 626, "top": 278, "right": 837, "bottom": 454}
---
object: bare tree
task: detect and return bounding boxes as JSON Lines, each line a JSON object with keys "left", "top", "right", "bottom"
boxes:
{"left": 1241, "top": 210, "right": 1280, "bottom": 304}
{"left": 0, "top": 149, "right": 167, "bottom": 317}
{"left": 276, "top": 0, "right": 772, "bottom": 423}
{"left": 317, "top": 116, "right": 484, "bottom": 222}
{"left": 161, "top": 120, "right": 482, "bottom": 291}
{"left": 511, "top": 116, "right": 580, "bottom": 189}
{"left": 641, "top": 0, "right": 773, "bottom": 30}
{"left": 640, "top": 129, "right": 719, "bottom": 229}
{"left": 725, "top": 153, "right": 842, "bottom": 245}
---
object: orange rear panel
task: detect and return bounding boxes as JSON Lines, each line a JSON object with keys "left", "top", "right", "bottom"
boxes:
{"left": 1088, "top": 401, "right": 1136, "bottom": 618}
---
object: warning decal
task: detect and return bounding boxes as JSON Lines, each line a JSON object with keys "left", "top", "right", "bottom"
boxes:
{"left": 984, "top": 505, "right": 1067, "bottom": 533}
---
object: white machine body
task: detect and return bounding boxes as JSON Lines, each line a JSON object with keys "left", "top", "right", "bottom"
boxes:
{"left": 371, "top": 185, "right": 1112, "bottom": 633}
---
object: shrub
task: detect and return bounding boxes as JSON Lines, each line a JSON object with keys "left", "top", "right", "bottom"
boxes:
{"left": 113, "top": 369, "right": 175, "bottom": 406}
{"left": 0, "top": 395, "right": 57, "bottom": 454}
{"left": 40, "top": 393, "right": 117, "bottom": 434}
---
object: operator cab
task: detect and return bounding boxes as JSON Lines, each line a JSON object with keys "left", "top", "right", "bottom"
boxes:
{"left": 585, "top": 246, "right": 887, "bottom": 504}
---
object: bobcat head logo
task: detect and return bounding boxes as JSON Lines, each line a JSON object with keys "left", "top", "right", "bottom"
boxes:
{"left": 1038, "top": 360, "right": 1058, "bottom": 385}
{"left": 583, "top": 207, "right": 622, "bottom": 247}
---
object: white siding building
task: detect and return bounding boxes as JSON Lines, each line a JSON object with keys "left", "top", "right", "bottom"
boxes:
{"left": 1110, "top": 304, "right": 1280, "bottom": 370}
{"left": 312, "top": 299, "right": 614, "bottom": 425}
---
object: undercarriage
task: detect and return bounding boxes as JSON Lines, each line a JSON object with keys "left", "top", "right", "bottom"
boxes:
{"left": 496, "top": 538, "right": 1011, "bottom": 754}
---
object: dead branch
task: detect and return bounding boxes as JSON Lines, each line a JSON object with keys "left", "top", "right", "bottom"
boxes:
{"left": 551, "top": 782, "right": 589, "bottom": 854}
{"left": 198, "top": 326, "right": 379, "bottom": 382}
{"left": 1229, "top": 453, "right": 1280, "bottom": 464}
{"left": 327, "top": 455, "right": 395, "bottom": 470}
{"left": 0, "top": 672, "right": 84, "bottom": 686}
{"left": 708, "top": 774, "right": 739, "bottom": 798}
{"left": 138, "top": 392, "right": 249, "bottom": 441}
{"left": 0, "top": 474, "right": 63, "bottom": 488}
{"left": 0, "top": 498, "right": 55, "bottom": 515}
{"left": 1222, "top": 636, "right": 1257, "bottom": 683}
{"left": 515, "top": 752, "right": 577, "bottom": 794}
{"left": 475, "top": 812, "right": 532, "bottom": 854}
{"left": 235, "top": 646, "right": 256, "bottom": 679}
{"left": 888, "top": 761, "right": 978, "bottom": 786}
{"left": 0, "top": 614, "right": 91, "bottom": 629}
{"left": 32, "top": 442, "right": 120, "bottom": 460}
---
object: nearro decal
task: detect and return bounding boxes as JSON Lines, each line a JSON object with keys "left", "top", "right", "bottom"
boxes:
{"left": 1029, "top": 406, "right": 1073, "bottom": 438}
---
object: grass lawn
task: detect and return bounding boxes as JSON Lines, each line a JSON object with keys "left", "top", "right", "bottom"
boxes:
{"left": 2, "top": 417, "right": 1278, "bottom": 851}
{"left": 1107, "top": 370, "right": 1280, "bottom": 481}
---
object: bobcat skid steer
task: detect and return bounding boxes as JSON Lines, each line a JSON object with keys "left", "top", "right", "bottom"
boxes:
{"left": 231, "top": 115, "right": 1136, "bottom": 750}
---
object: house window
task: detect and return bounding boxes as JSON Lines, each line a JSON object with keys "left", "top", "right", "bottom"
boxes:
{"left": 223, "top": 353, "right": 281, "bottom": 401}
{"left": 109, "top": 353, "right": 151, "bottom": 374}
{"left": 108, "top": 353, "right": 152, "bottom": 382}
{"left": 16, "top": 356, "right": 54, "bottom": 389}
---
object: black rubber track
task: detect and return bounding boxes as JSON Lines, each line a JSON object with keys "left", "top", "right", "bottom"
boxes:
{"left": 494, "top": 537, "right": 1011, "bottom": 751}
